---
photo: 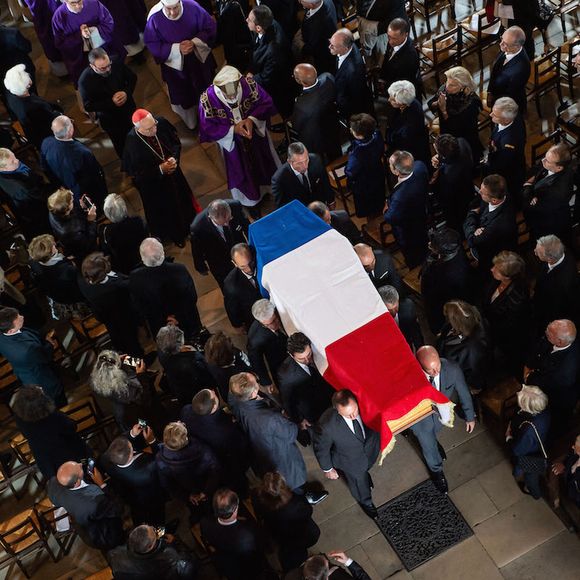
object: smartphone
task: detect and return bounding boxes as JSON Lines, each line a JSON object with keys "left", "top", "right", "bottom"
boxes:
{"left": 80, "top": 194, "right": 95, "bottom": 212}
{"left": 155, "top": 527, "right": 165, "bottom": 539}
{"left": 138, "top": 418, "right": 147, "bottom": 429}
{"left": 124, "top": 356, "right": 142, "bottom": 368}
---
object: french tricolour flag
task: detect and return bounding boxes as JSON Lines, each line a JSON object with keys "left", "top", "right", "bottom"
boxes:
{"left": 249, "top": 201, "right": 452, "bottom": 460}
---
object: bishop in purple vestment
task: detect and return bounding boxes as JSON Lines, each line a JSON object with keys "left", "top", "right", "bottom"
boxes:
{"left": 144, "top": 0, "right": 216, "bottom": 130}
{"left": 52, "top": 0, "right": 124, "bottom": 86}
{"left": 199, "top": 65, "right": 280, "bottom": 207}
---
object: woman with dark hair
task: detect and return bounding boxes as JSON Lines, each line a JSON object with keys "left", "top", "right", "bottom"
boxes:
{"left": 252, "top": 472, "right": 320, "bottom": 571}
{"left": 79, "top": 252, "right": 143, "bottom": 357}
{"left": 11, "top": 385, "right": 90, "bottom": 479}
{"left": 345, "top": 113, "right": 386, "bottom": 219}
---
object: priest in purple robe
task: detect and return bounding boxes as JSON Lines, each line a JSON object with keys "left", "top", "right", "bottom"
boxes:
{"left": 199, "top": 65, "right": 280, "bottom": 208}
{"left": 144, "top": 0, "right": 216, "bottom": 130}
{"left": 52, "top": 0, "right": 125, "bottom": 87}
{"left": 100, "top": 0, "right": 146, "bottom": 57}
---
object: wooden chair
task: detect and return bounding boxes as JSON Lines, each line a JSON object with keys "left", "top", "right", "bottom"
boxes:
{"left": 479, "top": 376, "right": 521, "bottom": 426}
{"left": 70, "top": 314, "right": 110, "bottom": 351}
{"left": 459, "top": 9, "right": 501, "bottom": 69}
{"left": 560, "top": 37, "right": 580, "bottom": 100}
{"left": 0, "top": 356, "right": 20, "bottom": 405}
{"left": 34, "top": 497, "right": 77, "bottom": 557}
{"left": 413, "top": 0, "right": 456, "bottom": 33}
{"left": 326, "top": 155, "right": 355, "bottom": 216}
{"left": 0, "top": 444, "right": 42, "bottom": 500}
{"left": 9, "top": 433, "right": 43, "bottom": 489}
{"left": 0, "top": 508, "right": 58, "bottom": 578}
{"left": 526, "top": 47, "right": 563, "bottom": 118}
{"left": 555, "top": 0, "right": 579, "bottom": 34}
{"left": 419, "top": 27, "right": 463, "bottom": 87}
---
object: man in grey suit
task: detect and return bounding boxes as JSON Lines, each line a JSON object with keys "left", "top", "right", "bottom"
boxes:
{"left": 410, "top": 346, "right": 476, "bottom": 494}
{"left": 313, "top": 389, "right": 380, "bottom": 519}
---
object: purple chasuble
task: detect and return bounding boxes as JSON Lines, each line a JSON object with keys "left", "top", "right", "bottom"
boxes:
{"left": 100, "top": 0, "right": 145, "bottom": 46}
{"left": 52, "top": 0, "right": 125, "bottom": 86}
{"left": 199, "top": 77, "right": 279, "bottom": 206}
{"left": 23, "top": 0, "right": 62, "bottom": 62}
{"left": 144, "top": 0, "right": 216, "bottom": 109}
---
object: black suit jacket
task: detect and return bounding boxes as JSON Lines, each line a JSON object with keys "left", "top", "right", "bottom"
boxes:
{"left": 301, "top": 0, "right": 338, "bottom": 74}
{"left": 395, "top": 298, "right": 424, "bottom": 351}
{"left": 380, "top": 37, "right": 420, "bottom": 92}
{"left": 313, "top": 407, "right": 380, "bottom": 476}
{"left": 334, "top": 45, "right": 374, "bottom": 120}
{"left": 190, "top": 199, "right": 249, "bottom": 285}
{"left": 488, "top": 49, "right": 531, "bottom": 112}
{"left": 369, "top": 249, "right": 404, "bottom": 293}
{"left": 223, "top": 267, "right": 262, "bottom": 329}
{"left": 247, "top": 321, "right": 288, "bottom": 385}
{"left": 330, "top": 210, "right": 363, "bottom": 244}
{"left": 272, "top": 154, "right": 335, "bottom": 208}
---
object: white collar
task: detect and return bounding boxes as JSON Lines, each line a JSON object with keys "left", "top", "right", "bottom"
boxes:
{"left": 117, "top": 453, "right": 142, "bottom": 469}
{"left": 71, "top": 480, "right": 89, "bottom": 490}
{"left": 504, "top": 47, "right": 523, "bottom": 63}
{"left": 306, "top": 1, "right": 324, "bottom": 17}
{"left": 496, "top": 122, "right": 513, "bottom": 132}
{"left": 423, "top": 370, "right": 440, "bottom": 390}
{"left": 547, "top": 254, "right": 565, "bottom": 271}
{"left": 397, "top": 172, "right": 413, "bottom": 185}
{"left": 3, "top": 329, "right": 21, "bottom": 336}
{"left": 217, "top": 517, "right": 238, "bottom": 526}
{"left": 488, "top": 199, "right": 504, "bottom": 212}
{"left": 337, "top": 47, "right": 352, "bottom": 67}
{"left": 552, "top": 343, "right": 572, "bottom": 353}
{"left": 392, "top": 42, "right": 405, "bottom": 54}
{"left": 291, "top": 165, "right": 306, "bottom": 177}
{"left": 302, "top": 79, "right": 319, "bottom": 91}
{"left": 297, "top": 361, "right": 311, "bottom": 375}
{"left": 41, "top": 253, "right": 65, "bottom": 267}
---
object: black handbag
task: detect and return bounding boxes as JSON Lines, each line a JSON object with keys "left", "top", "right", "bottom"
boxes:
{"left": 536, "top": 0, "right": 556, "bottom": 30}
{"left": 517, "top": 421, "right": 548, "bottom": 474}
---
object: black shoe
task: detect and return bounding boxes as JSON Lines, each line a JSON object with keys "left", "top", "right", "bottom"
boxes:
{"left": 437, "top": 442, "right": 447, "bottom": 461}
{"left": 359, "top": 502, "right": 378, "bottom": 519}
{"left": 305, "top": 490, "right": 329, "bottom": 505}
{"left": 431, "top": 471, "right": 448, "bottom": 494}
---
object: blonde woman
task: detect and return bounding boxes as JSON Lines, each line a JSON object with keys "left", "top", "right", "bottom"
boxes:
{"left": 428, "top": 66, "right": 483, "bottom": 161}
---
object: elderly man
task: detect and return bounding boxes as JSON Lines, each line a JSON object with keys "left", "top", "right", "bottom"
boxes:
{"left": 129, "top": 238, "right": 202, "bottom": 340}
{"left": 40, "top": 115, "right": 107, "bottom": 209}
{"left": 299, "top": 0, "right": 337, "bottom": 74}
{"left": 329, "top": 28, "right": 374, "bottom": 120}
{"left": 78, "top": 47, "right": 137, "bottom": 158}
{"left": 533, "top": 236, "right": 579, "bottom": 332}
{"left": 145, "top": 0, "right": 216, "bottom": 129}
{"left": 525, "top": 320, "right": 580, "bottom": 431}
{"left": 385, "top": 150, "right": 429, "bottom": 268}
{"left": 409, "top": 346, "right": 476, "bottom": 493}
{"left": 291, "top": 63, "right": 341, "bottom": 163}
{"left": 487, "top": 26, "right": 530, "bottom": 113}
{"left": 463, "top": 174, "right": 518, "bottom": 271}
{"left": 223, "top": 243, "right": 262, "bottom": 330}
{"left": 48, "top": 460, "right": 124, "bottom": 550}
{"left": 308, "top": 200, "right": 362, "bottom": 244}
{"left": 199, "top": 65, "right": 280, "bottom": 209}
{"left": 354, "top": 243, "right": 403, "bottom": 292}
{"left": 189, "top": 198, "right": 249, "bottom": 288}
{"left": 122, "top": 109, "right": 200, "bottom": 247}
{"left": 523, "top": 143, "right": 575, "bottom": 244}
{"left": 483, "top": 97, "right": 527, "bottom": 203}
{"left": 271, "top": 142, "right": 335, "bottom": 208}
{"left": 378, "top": 285, "right": 423, "bottom": 351}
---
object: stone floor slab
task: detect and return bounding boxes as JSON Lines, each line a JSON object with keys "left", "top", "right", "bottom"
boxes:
{"left": 474, "top": 496, "right": 565, "bottom": 568}
{"left": 345, "top": 544, "right": 382, "bottom": 580}
{"left": 449, "top": 478, "right": 498, "bottom": 527}
{"left": 360, "top": 531, "right": 403, "bottom": 578}
{"left": 477, "top": 460, "right": 523, "bottom": 511}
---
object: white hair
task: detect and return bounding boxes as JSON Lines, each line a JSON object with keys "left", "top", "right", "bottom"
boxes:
{"left": 536, "top": 235, "right": 565, "bottom": 262}
{"left": 103, "top": 194, "right": 128, "bottom": 223}
{"left": 140, "top": 238, "right": 165, "bottom": 267}
{"left": 4, "top": 64, "right": 31, "bottom": 97}
{"left": 493, "top": 97, "right": 519, "bottom": 121}
{"left": 52, "top": 115, "right": 73, "bottom": 140}
{"left": 388, "top": 80, "right": 416, "bottom": 106}
{"left": 251, "top": 299, "right": 276, "bottom": 322}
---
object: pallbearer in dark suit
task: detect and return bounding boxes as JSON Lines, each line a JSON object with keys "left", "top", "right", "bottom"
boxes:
{"left": 223, "top": 243, "right": 262, "bottom": 330}
{"left": 314, "top": 390, "right": 380, "bottom": 518}
{"left": 354, "top": 243, "right": 404, "bottom": 294}
{"left": 308, "top": 201, "right": 363, "bottom": 245}
{"left": 378, "top": 285, "right": 424, "bottom": 352}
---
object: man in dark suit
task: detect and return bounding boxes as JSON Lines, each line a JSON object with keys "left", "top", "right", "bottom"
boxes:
{"left": 299, "top": 0, "right": 337, "bottom": 74}
{"left": 190, "top": 199, "right": 249, "bottom": 289}
{"left": 523, "top": 143, "right": 575, "bottom": 244}
{"left": 223, "top": 243, "right": 262, "bottom": 331}
{"left": 385, "top": 150, "right": 429, "bottom": 268}
{"left": 247, "top": 4, "right": 294, "bottom": 117}
{"left": 78, "top": 48, "right": 137, "bottom": 159}
{"left": 533, "top": 236, "right": 579, "bottom": 332}
{"left": 100, "top": 423, "right": 165, "bottom": 526}
{"left": 260, "top": 0, "right": 298, "bottom": 40}
{"left": 277, "top": 332, "right": 335, "bottom": 430}
{"left": 379, "top": 18, "right": 420, "bottom": 94}
{"left": 48, "top": 460, "right": 125, "bottom": 551}
{"left": 354, "top": 243, "right": 404, "bottom": 293}
{"left": 410, "top": 346, "right": 476, "bottom": 493}
{"left": 483, "top": 97, "right": 527, "bottom": 203}
{"left": 525, "top": 320, "right": 580, "bottom": 431}
{"left": 314, "top": 389, "right": 380, "bottom": 518}
{"left": 308, "top": 201, "right": 363, "bottom": 244}
{"left": 247, "top": 299, "right": 288, "bottom": 389}
{"left": 463, "top": 174, "right": 518, "bottom": 271}
{"left": 487, "top": 26, "right": 531, "bottom": 113}
{"left": 129, "top": 238, "right": 202, "bottom": 341}
{"left": 291, "top": 64, "right": 341, "bottom": 163}
{"left": 329, "top": 28, "right": 374, "bottom": 120}
{"left": 378, "top": 286, "right": 424, "bottom": 351}
{"left": 0, "top": 307, "right": 65, "bottom": 405}
{"left": 272, "top": 142, "right": 335, "bottom": 208}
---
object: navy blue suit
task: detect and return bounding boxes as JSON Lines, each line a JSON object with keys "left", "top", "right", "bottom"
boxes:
{"left": 487, "top": 49, "right": 531, "bottom": 113}
{"left": 384, "top": 160, "right": 429, "bottom": 267}
{"left": 334, "top": 45, "right": 374, "bottom": 120}
{"left": 301, "top": 0, "right": 337, "bottom": 74}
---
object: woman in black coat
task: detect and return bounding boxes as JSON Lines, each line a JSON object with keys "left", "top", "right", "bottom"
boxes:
{"left": 79, "top": 252, "right": 143, "bottom": 357}
{"left": 252, "top": 472, "right": 320, "bottom": 572}
{"left": 11, "top": 385, "right": 90, "bottom": 479}
{"left": 345, "top": 113, "right": 386, "bottom": 219}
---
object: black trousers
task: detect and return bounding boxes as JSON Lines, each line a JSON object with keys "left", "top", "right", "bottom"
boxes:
{"left": 341, "top": 469, "right": 373, "bottom": 507}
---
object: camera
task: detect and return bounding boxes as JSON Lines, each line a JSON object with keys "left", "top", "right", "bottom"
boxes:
{"left": 138, "top": 418, "right": 147, "bottom": 429}
{"left": 155, "top": 527, "right": 165, "bottom": 539}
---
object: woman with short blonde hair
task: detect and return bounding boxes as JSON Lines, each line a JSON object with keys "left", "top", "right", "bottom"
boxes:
{"left": 517, "top": 385, "right": 548, "bottom": 415}
{"left": 163, "top": 422, "right": 189, "bottom": 451}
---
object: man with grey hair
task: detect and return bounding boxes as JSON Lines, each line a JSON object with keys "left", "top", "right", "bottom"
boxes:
{"left": 525, "top": 319, "right": 579, "bottom": 431}
{"left": 189, "top": 198, "right": 249, "bottom": 289}
{"left": 384, "top": 150, "right": 429, "bottom": 267}
{"left": 487, "top": 26, "right": 530, "bottom": 112}
{"left": 378, "top": 285, "right": 423, "bottom": 351}
{"left": 40, "top": 115, "right": 107, "bottom": 210}
{"left": 129, "top": 238, "right": 202, "bottom": 340}
{"left": 247, "top": 299, "right": 288, "bottom": 390}
{"left": 533, "top": 235, "right": 579, "bottom": 332}
{"left": 271, "top": 142, "right": 335, "bottom": 208}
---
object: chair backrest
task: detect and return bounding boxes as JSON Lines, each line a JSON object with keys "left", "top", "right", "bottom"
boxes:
{"left": 532, "top": 46, "right": 561, "bottom": 87}
{"left": 59, "top": 395, "right": 101, "bottom": 433}
{"left": 0, "top": 509, "right": 43, "bottom": 556}
{"left": 425, "top": 27, "right": 462, "bottom": 66}
{"left": 9, "top": 433, "right": 35, "bottom": 467}
{"left": 0, "top": 357, "right": 20, "bottom": 397}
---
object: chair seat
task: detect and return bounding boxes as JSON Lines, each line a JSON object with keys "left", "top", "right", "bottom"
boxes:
{"left": 528, "top": 67, "right": 558, "bottom": 85}
{"left": 0, "top": 509, "right": 41, "bottom": 554}
{"left": 420, "top": 41, "right": 457, "bottom": 63}
{"left": 480, "top": 377, "right": 521, "bottom": 418}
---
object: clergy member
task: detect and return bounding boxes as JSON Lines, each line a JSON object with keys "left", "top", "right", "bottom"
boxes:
{"left": 199, "top": 65, "right": 280, "bottom": 209}
{"left": 100, "top": 0, "right": 147, "bottom": 57}
{"left": 144, "top": 0, "right": 216, "bottom": 130}
{"left": 122, "top": 108, "right": 201, "bottom": 248}
{"left": 52, "top": 0, "right": 125, "bottom": 86}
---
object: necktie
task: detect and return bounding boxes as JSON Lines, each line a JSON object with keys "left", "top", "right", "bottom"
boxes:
{"left": 428, "top": 375, "right": 435, "bottom": 385}
{"left": 353, "top": 418, "right": 364, "bottom": 440}
{"left": 301, "top": 172, "right": 311, "bottom": 191}
{"left": 248, "top": 274, "right": 257, "bottom": 288}
{"left": 386, "top": 45, "right": 394, "bottom": 61}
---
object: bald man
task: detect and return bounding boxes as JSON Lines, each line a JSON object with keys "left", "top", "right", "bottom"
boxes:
{"left": 292, "top": 63, "right": 341, "bottom": 162}
{"left": 409, "top": 346, "right": 476, "bottom": 493}
{"left": 354, "top": 243, "right": 403, "bottom": 293}
{"left": 48, "top": 461, "right": 124, "bottom": 550}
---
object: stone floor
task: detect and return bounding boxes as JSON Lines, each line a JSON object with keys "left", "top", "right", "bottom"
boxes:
{"left": 0, "top": 0, "right": 578, "bottom": 578}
